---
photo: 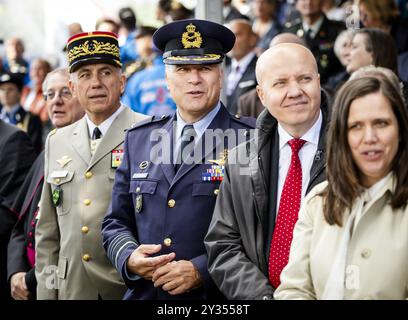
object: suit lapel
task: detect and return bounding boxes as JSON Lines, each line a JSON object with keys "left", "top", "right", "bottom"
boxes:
{"left": 71, "top": 118, "right": 92, "bottom": 165}
{"left": 250, "top": 129, "right": 273, "bottom": 230}
{"left": 158, "top": 116, "right": 176, "bottom": 185}
{"left": 307, "top": 101, "right": 329, "bottom": 193}
{"left": 88, "top": 107, "right": 130, "bottom": 169}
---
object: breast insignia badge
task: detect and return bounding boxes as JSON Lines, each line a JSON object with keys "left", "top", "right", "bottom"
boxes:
{"left": 56, "top": 156, "right": 72, "bottom": 168}
{"left": 202, "top": 149, "right": 228, "bottom": 182}
{"left": 139, "top": 161, "right": 149, "bottom": 170}
{"left": 52, "top": 186, "right": 63, "bottom": 207}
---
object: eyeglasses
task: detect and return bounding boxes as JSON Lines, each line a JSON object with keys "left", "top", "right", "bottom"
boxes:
{"left": 44, "top": 87, "right": 72, "bottom": 101}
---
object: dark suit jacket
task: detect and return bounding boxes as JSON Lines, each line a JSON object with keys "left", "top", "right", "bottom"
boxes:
{"left": 390, "top": 16, "right": 408, "bottom": 54}
{"left": 399, "top": 51, "right": 408, "bottom": 82}
{"left": 0, "top": 105, "right": 43, "bottom": 155}
{"left": 0, "top": 120, "right": 36, "bottom": 300}
{"left": 226, "top": 55, "right": 258, "bottom": 115}
{"left": 285, "top": 15, "right": 345, "bottom": 84}
{"left": 256, "top": 22, "right": 282, "bottom": 51}
{"left": 237, "top": 88, "right": 265, "bottom": 118}
{"left": 102, "top": 104, "right": 255, "bottom": 300}
{"left": 7, "top": 151, "right": 44, "bottom": 298}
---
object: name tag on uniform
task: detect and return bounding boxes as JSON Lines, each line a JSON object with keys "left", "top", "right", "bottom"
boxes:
{"left": 50, "top": 170, "right": 68, "bottom": 178}
{"left": 132, "top": 173, "right": 149, "bottom": 179}
{"left": 111, "top": 149, "right": 124, "bottom": 168}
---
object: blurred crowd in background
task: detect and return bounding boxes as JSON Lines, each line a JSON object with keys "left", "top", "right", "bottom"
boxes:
{"left": 0, "top": 0, "right": 408, "bottom": 154}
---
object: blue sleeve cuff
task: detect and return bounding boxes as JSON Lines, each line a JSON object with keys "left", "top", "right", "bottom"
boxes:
{"left": 191, "top": 254, "right": 213, "bottom": 292}
{"left": 122, "top": 249, "right": 141, "bottom": 282}
{"left": 117, "top": 243, "right": 142, "bottom": 287}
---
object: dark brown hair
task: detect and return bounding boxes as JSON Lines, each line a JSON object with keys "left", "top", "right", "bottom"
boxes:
{"left": 359, "top": 0, "right": 400, "bottom": 25}
{"left": 353, "top": 28, "right": 398, "bottom": 75}
{"left": 321, "top": 76, "right": 408, "bottom": 226}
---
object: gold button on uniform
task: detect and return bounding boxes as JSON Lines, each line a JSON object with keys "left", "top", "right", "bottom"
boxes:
{"left": 361, "top": 249, "right": 371, "bottom": 259}
{"left": 85, "top": 171, "right": 93, "bottom": 179}
{"left": 168, "top": 199, "right": 176, "bottom": 208}
{"left": 136, "top": 187, "right": 141, "bottom": 193}
{"left": 83, "top": 254, "right": 90, "bottom": 262}
{"left": 214, "top": 189, "right": 219, "bottom": 196}
{"left": 84, "top": 199, "right": 91, "bottom": 206}
{"left": 81, "top": 226, "right": 89, "bottom": 234}
{"left": 163, "top": 238, "right": 172, "bottom": 247}
{"left": 55, "top": 178, "right": 61, "bottom": 184}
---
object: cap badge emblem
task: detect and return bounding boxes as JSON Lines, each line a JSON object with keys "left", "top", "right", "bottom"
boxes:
{"left": 181, "top": 23, "right": 202, "bottom": 49}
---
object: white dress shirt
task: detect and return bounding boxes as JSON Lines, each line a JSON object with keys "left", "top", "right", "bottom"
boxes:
{"left": 276, "top": 110, "right": 322, "bottom": 217}
{"left": 302, "top": 16, "right": 324, "bottom": 39}
{"left": 86, "top": 104, "right": 125, "bottom": 155}
{"left": 86, "top": 104, "right": 125, "bottom": 138}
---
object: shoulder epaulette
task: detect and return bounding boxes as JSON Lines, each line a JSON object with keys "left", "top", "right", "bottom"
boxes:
{"left": 232, "top": 114, "right": 256, "bottom": 129}
{"left": 128, "top": 114, "right": 171, "bottom": 132}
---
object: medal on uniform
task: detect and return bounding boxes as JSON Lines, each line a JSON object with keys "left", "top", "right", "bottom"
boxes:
{"left": 203, "top": 149, "right": 228, "bottom": 182}
{"left": 320, "top": 54, "right": 328, "bottom": 68}
{"left": 111, "top": 149, "right": 124, "bottom": 168}
{"left": 52, "top": 186, "right": 63, "bottom": 207}
{"left": 135, "top": 194, "right": 143, "bottom": 213}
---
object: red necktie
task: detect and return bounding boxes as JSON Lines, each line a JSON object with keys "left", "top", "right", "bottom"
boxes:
{"left": 268, "top": 138, "right": 306, "bottom": 288}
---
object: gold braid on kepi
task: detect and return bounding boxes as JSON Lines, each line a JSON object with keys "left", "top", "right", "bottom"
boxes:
{"left": 153, "top": 19, "right": 236, "bottom": 65}
{"left": 66, "top": 31, "right": 122, "bottom": 73}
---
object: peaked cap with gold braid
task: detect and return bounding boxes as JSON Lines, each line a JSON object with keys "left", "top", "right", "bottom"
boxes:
{"left": 153, "top": 19, "right": 235, "bottom": 65}
{"left": 66, "top": 31, "right": 122, "bottom": 73}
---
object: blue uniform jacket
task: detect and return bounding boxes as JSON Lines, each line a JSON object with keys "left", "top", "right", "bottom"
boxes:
{"left": 102, "top": 104, "right": 255, "bottom": 300}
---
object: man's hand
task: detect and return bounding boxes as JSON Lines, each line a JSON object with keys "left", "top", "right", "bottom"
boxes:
{"left": 152, "top": 260, "right": 202, "bottom": 295}
{"left": 10, "top": 272, "right": 31, "bottom": 300}
{"left": 126, "top": 244, "right": 175, "bottom": 280}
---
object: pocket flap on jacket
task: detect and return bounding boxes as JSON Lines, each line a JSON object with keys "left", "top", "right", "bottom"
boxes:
{"left": 46, "top": 170, "right": 74, "bottom": 186}
{"left": 192, "top": 183, "right": 219, "bottom": 196}
{"left": 129, "top": 179, "right": 158, "bottom": 194}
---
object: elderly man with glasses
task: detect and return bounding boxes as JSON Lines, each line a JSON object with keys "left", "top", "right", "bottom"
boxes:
{"left": 6, "top": 68, "right": 84, "bottom": 300}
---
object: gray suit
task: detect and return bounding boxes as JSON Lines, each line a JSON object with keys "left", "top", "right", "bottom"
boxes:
{"left": 35, "top": 106, "right": 148, "bottom": 299}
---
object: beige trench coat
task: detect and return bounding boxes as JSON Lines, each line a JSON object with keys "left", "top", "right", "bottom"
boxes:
{"left": 275, "top": 177, "right": 408, "bottom": 300}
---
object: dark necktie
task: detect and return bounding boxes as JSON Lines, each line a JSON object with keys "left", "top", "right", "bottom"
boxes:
{"left": 305, "top": 28, "right": 313, "bottom": 44}
{"left": 268, "top": 138, "right": 306, "bottom": 288}
{"left": 175, "top": 124, "right": 196, "bottom": 172}
{"left": 92, "top": 127, "right": 102, "bottom": 140}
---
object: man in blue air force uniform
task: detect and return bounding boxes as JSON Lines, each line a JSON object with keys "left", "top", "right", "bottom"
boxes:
{"left": 102, "top": 19, "right": 256, "bottom": 300}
